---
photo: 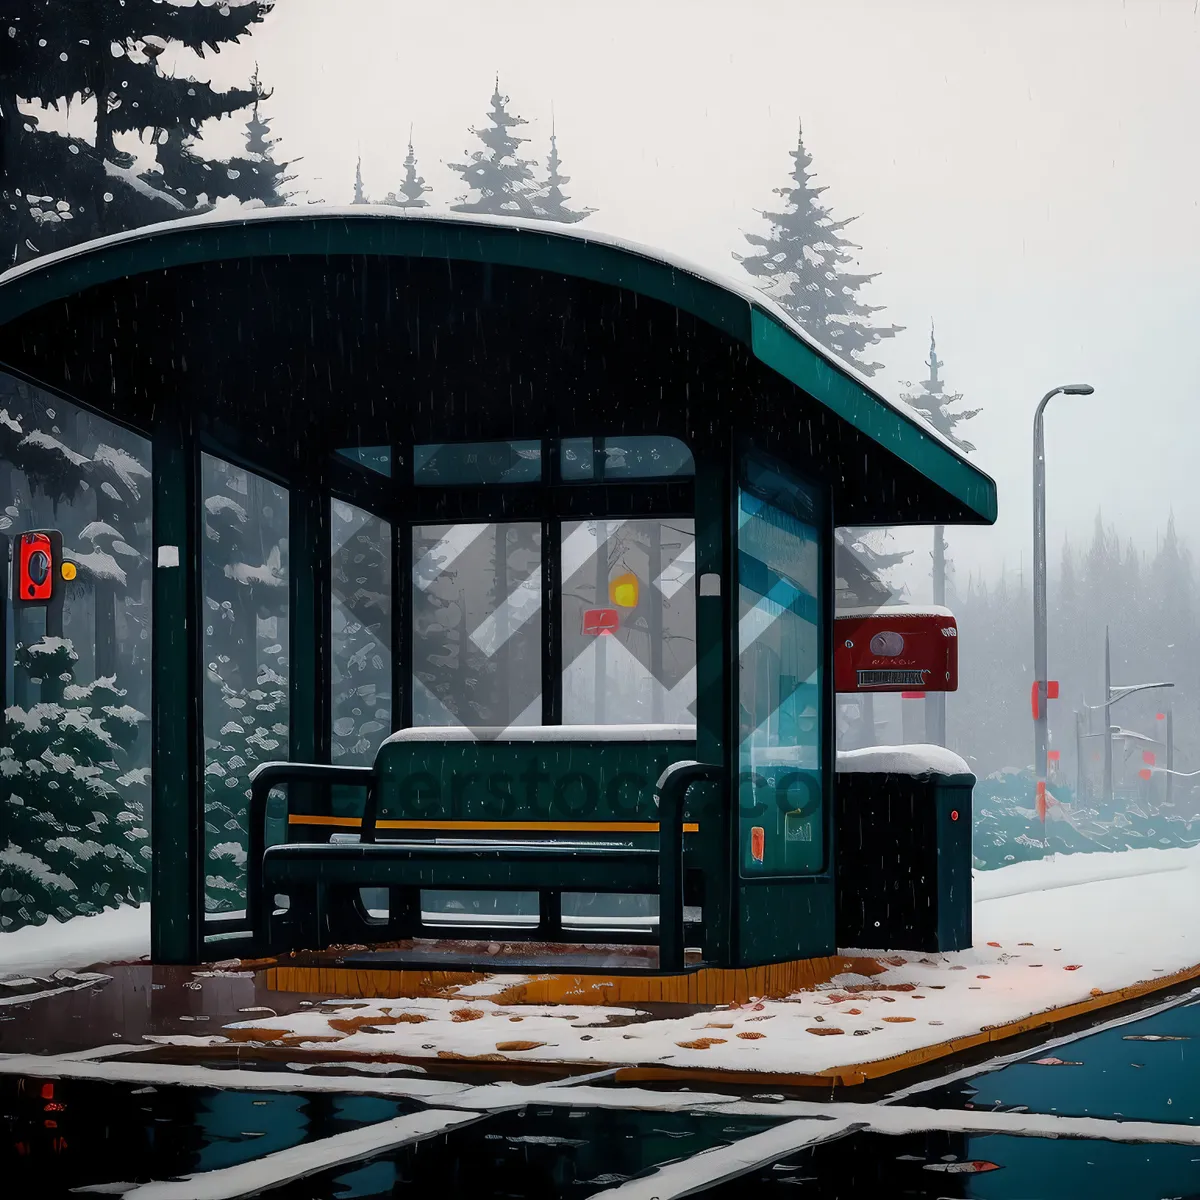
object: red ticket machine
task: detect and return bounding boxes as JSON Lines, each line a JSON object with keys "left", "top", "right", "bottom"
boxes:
{"left": 834, "top": 606, "right": 958, "bottom": 693}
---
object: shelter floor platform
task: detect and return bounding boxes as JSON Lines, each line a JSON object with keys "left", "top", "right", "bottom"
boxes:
{"left": 5, "top": 847, "right": 1200, "bottom": 1090}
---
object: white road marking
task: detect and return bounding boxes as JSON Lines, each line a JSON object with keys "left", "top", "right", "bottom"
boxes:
{"left": 589, "top": 1117, "right": 858, "bottom": 1199}
{"left": 117, "top": 1109, "right": 487, "bottom": 1200}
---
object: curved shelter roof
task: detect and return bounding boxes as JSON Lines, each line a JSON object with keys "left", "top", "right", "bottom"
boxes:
{"left": 0, "top": 207, "right": 995, "bottom": 526}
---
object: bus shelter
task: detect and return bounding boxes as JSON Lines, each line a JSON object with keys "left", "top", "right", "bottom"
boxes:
{"left": 0, "top": 209, "right": 996, "bottom": 971}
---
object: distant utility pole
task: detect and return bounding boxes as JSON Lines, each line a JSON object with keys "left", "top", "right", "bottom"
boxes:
{"left": 1085, "top": 625, "right": 1174, "bottom": 803}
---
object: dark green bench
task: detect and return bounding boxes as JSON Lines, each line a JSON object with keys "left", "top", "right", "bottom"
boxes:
{"left": 246, "top": 725, "right": 717, "bottom": 969}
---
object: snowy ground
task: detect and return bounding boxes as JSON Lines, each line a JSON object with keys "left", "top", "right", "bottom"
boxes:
{"left": 121, "top": 845, "right": 1200, "bottom": 1079}
{"left": 0, "top": 903, "right": 149, "bottom": 977}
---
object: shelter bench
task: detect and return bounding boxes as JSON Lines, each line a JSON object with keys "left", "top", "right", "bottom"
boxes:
{"left": 246, "top": 725, "right": 718, "bottom": 970}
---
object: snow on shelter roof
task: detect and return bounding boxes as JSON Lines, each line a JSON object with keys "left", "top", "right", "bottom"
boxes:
{"left": 0, "top": 205, "right": 996, "bottom": 525}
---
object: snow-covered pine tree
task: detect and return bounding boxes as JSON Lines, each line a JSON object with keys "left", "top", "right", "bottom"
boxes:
{"left": 1, "top": 638, "right": 149, "bottom": 929}
{"left": 530, "top": 115, "right": 593, "bottom": 224}
{"left": 240, "top": 66, "right": 294, "bottom": 207}
{"left": 82, "top": 442, "right": 153, "bottom": 682}
{"left": 901, "top": 325, "right": 980, "bottom": 602}
{"left": 451, "top": 79, "right": 541, "bottom": 217}
{"left": 383, "top": 132, "right": 432, "bottom": 210}
{"left": 900, "top": 324, "right": 980, "bottom": 744}
{"left": 2, "top": 1, "right": 273, "bottom": 266}
{"left": 734, "top": 122, "right": 902, "bottom": 377}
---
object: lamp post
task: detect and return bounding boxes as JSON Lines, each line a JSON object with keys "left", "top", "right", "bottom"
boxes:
{"left": 1033, "top": 383, "right": 1094, "bottom": 792}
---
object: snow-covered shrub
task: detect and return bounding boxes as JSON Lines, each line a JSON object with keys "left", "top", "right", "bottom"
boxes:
{"left": 0, "top": 638, "right": 149, "bottom": 929}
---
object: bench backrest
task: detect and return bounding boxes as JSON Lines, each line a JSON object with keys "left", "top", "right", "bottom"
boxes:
{"left": 366, "top": 724, "right": 697, "bottom": 838}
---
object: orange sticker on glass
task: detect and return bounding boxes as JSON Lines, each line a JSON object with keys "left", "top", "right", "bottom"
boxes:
{"left": 751, "top": 826, "right": 765, "bottom": 863}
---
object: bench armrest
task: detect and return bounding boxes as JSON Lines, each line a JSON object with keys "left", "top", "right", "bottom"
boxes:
{"left": 655, "top": 760, "right": 722, "bottom": 972}
{"left": 247, "top": 761, "right": 374, "bottom": 934}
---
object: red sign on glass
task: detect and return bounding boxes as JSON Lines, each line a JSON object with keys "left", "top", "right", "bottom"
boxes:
{"left": 582, "top": 608, "right": 619, "bottom": 637}
{"left": 834, "top": 607, "right": 958, "bottom": 693}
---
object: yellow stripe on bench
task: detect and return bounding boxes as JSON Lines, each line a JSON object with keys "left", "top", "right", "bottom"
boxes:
{"left": 287, "top": 815, "right": 700, "bottom": 834}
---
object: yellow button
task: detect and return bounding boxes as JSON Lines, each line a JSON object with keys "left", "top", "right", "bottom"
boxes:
{"left": 610, "top": 572, "right": 639, "bottom": 608}
{"left": 60, "top": 561, "right": 77, "bottom": 581}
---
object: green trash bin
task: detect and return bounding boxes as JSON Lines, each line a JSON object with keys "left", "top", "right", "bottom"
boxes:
{"left": 835, "top": 761, "right": 975, "bottom": 953}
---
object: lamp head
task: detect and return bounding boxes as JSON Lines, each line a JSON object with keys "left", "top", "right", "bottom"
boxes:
{"left": 1062, "top": 383, "right": 1095, "bottom": 396}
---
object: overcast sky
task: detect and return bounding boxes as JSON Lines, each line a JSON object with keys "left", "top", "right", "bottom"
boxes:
{"left": 144, "top": 0, "right": 1200, "bottom": 599}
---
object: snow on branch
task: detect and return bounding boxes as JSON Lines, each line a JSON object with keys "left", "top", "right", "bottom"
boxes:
{"left": 0, "top": 844, "right": 77, "bottom": 894}
{"left": 77, "top": 521, "right": 123, "bottom": 543}
{"left": 68, "top": 550, "right": 128, "bottom": 585}
{"left": 205, "top": 495, "right": 249, "bottom": 522}
{"left": 93, "top": 443, "right": 151, "bottom": 499}
{"left": 19, "top": 429, "right": 90, "bottom": 468}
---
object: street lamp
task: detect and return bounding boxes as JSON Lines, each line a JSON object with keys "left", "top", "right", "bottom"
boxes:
{"left": 1033, "top": 383, "right": 1094, "bottom": 793}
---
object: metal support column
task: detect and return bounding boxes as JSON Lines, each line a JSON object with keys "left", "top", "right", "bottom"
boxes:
{"left": 1103, "top": 626, "right": 1114, "bottom": 804}
{"left": 289, "top": 478, "right": 331, "bottom": 768}
{"left": 151, "top": 411, "right": 203, "bottom": 965}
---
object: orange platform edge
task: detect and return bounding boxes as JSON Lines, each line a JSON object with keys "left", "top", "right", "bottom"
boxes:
{"left": 262, "top": 955, "right": 1200, "bottom": 1087}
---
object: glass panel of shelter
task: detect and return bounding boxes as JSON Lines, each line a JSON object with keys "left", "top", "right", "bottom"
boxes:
{"left": 737, "top": 456, "right": 825, "bottom": 880}
{"left": 0, "top": 371, "right": 154, "bottom": 940}
{"left": 329, "top": 435, "right": 697, "bottom": 932}
{"left": 200, "top": 454, "right": 290, "bottom": 922}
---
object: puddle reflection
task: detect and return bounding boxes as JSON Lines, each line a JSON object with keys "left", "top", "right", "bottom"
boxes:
{"left": 903, "top": 998, "right": 1200, "bottom": 1124}
{"left": 0, "top": 1076, "right": 421, "bottom": 1195}
{"left": 263, "top": 1106, "right": 781, "bottom": 1199}
{"left": 695, "top": 1129, "right": 1200, "bottom": 1200}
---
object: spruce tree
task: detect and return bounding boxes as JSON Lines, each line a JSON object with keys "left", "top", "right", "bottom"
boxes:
{"left": 384, "top": 132, "right": 432, "bottom": 210}
{"left": 0, "top": 639, "right": 149, "bottom": 928}
{"left": 899, "top": 325, "right": 980, "bottom": 744}
{"left": 451, "top": 79, "right": 541, "bottom": 218}
{"left": 236, "top": 66, "right": 294, "bottom": 207}
{"left": 734, "top": 122, "right": 902, "bottom": 376}
{"left": 531, "top": 116, "right": 593, "bottom": 224}
{"left": 2, "top": 1, "right": 273, "bottom": 266}
{"left": 836, "top": 528, "right": 911, "bottom": 600}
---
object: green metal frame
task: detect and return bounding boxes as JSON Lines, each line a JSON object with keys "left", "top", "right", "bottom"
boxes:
{"left": 0, "top": 212, "right": 996, "bottom": 524}
{"left": 0, "top": 211, "right": 998, "bottom": 967}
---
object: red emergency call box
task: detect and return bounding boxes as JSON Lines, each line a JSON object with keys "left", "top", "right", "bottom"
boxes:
{"left": 14, "top": 530, "right": 61, "bottom": 604}
{"left": 834, "top": 607, "right": 958, "bottom": 693}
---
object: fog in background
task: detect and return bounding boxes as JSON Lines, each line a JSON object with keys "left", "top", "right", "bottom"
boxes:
{"left": 38, "top": 0, "right": 1200, "bottom": 596}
